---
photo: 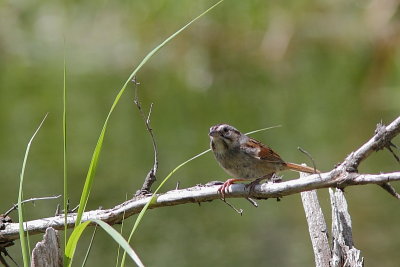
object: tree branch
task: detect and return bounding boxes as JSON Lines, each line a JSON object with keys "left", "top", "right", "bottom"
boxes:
{"left": 330, "top": 189, "right": 364, "bottom": 266}
{"left": 342, "top": 116, "right": 400, "bottom": 172}
{"left": 1, "top": 171, "right": 399, "bottom": 242}
{"left": 300, "top": 172, "right": 331, "bottom": 267}
{"left": 1, "top": 116, "right": 399, "bottom": 243}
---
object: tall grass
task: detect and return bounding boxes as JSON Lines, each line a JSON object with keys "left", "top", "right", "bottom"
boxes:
{"left": 17, "top": 114, "right": 48, "bottom": 267}
{"left": 63, "top": 47, "right": 68, "bottom": 253}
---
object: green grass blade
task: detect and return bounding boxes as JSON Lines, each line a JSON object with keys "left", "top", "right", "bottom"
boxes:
{"left": 92, "top": 220, "right": 144, "bottom": 267}
{"left": 25, "top": 212, "right": 32, "bottom": 262}
{"left": 115, "top": 194, "right": 128, "bottom": 267}
{"left": 63, "top": 44, "right": 68, "bottom": 252}
{"left": 74, "top": 0, "right": 224, "bottom": 227}
{"left": 74, "top": 118, "right": 105, "bottom": 227}
{"left": 65, "top": 221, "right": 91, "bottom": 267}
{"left": 81, "top": 225, "right": 97, "bottom": 267}
{"left": 245, "top": 125, "right": 282, "bottom": 135}
{"left": 65, "top": 220, "right": 143, "bottom": 267}
{"left": 18, "top": 113, "right": 48, "bottom": 267}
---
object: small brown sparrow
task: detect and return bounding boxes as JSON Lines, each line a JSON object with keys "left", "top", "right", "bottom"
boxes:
{"left": 209, "top": 124, "right": 318, "bottom": 197}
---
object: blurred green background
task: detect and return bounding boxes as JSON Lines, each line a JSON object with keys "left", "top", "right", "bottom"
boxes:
{"left": 1, "top": 0, "right": 399, "bottom": 266}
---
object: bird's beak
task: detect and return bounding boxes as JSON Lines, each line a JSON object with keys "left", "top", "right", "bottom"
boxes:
{"left": 209, "top": 130, "right": 219, "bottom": 137}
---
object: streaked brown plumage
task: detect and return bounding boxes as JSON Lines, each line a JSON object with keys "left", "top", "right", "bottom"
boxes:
{"left": 209, "top": 124, "right": 318, "bottom": 197}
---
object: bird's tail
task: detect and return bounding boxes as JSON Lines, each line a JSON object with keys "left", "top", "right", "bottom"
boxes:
{"left": 285, "top": 162, "right": 320, "bottom": 174}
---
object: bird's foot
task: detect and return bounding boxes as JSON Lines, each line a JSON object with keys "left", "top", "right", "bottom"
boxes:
{"left": 245, "top": 178, "right": 263, "bottom": 196}
{"left": 218, "top": 178, "right": 246, "bottom": 200}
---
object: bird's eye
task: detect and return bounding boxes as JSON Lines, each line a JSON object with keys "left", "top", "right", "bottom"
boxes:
{"left": 222, "top": 128, "right": 229, "bottom": 134}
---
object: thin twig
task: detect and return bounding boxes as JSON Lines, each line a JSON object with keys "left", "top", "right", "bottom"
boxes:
{"left": 246, "top": 197, "right": 259, "bottom": 207}
{"left": 298, "top": 147, "right": 319, "bottom": 174}
{"left": 54, "top": 204, "right": 60, "bottom": 216}
{"left": 386, "top": 142, "right": 399, "bottom": 163}
{"left": 0, "top": 247, "right": 18, "bottom": 267}
{"left": 68, "top": 203, "right": 80, "bottom": 214}
{"left": 56, "top": 199, "right": 79, "bottom": 215}
{"left": 4, "top": 195, "right": 61, "bottom": 217}
{"left": 0, "top": 252, "right": 8, "bottom": 267}
{"left": 220, "top": 199, "right": 243, "bottom": 215}
{"left": 379, "top": 183, "right": 400, "bottom": 199}
{"left": 56, "top": 199, "right": 79, "bottom": 216}
{"left": 133, "top": 77, "right": 159, "bottom": 195}
{"left": 6, "top": 252, "right": 17, "bottom": 267}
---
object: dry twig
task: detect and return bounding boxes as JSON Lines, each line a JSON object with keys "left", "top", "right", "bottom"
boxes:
{"left": 4, "top": 195, "right": 61, "bottom": 217}
{"left": 132, "top": 77, "right": 159, "bottom": 196}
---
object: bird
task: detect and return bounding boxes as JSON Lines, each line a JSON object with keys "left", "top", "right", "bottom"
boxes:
{"left": 209, "top": 123, "right": 318, "bottom": 198}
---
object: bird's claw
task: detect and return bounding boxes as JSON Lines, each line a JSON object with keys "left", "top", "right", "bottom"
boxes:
{"left": 217, "top": 178, "right": 246, "bottom": 200}
{"left": 217, "top": 181, "right": 231, "bottom": 200}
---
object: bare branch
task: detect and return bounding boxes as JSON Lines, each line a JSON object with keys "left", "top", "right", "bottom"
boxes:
{"left": 4, "top": 195, "right": 61, "bottom": 217}
{"left": 338, "top": 116, "right": 400, "bottom": 197}
{"left": 1, "top": 116, "right": 399, "bottom": 243}
{"left": 300, "top": 171, "right": 331, "bottom": 267}
{"left": 342, "top": 116, "right": 400, "bottom": 172}
{"left": 330, "top": 189, "right": 364, "bottom": 266}
{"left": 1, "top": 171, "right": 399, "bottom": 242}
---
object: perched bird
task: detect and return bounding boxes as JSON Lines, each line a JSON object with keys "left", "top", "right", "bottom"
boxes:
{"left": 209, "top": 124, "right": 318, "bottom": 197}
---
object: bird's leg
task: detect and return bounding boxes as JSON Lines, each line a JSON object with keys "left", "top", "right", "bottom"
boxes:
{"left": 245, "top": 178, "right": 263, "bottom": 190}
{"left": 270, "top": 173, "right": 283, "bottom": 183}
{"left": 245, "top": 174, "right": 274, "bottom": 196}
{"left": 218, "top": 178, "right": 247, "bottom": 200}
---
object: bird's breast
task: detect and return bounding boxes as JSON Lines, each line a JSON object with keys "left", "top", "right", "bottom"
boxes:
{"left": 213, "top": 149, "right": 280, "bottom": 179}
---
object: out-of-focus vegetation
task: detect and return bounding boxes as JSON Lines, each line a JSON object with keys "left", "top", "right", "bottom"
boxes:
{"left": 1, "top": 0, "right": 399, "bottom": 266}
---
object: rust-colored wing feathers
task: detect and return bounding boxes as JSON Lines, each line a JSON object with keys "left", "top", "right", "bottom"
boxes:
{"left": 245, "top": 138, "right": 285, "bottom": 164}
{"left": 244, "top": 138, "right": 319, "bottom": 174}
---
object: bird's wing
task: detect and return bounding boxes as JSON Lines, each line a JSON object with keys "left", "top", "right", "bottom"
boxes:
{"left": 243, "top": 138, "right": 285, "bottom": 164}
